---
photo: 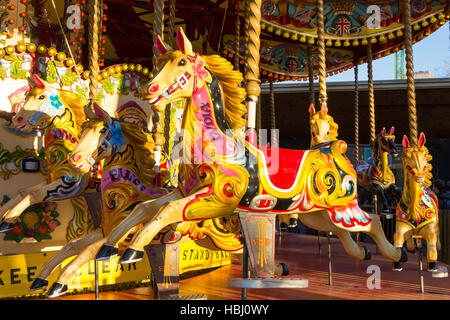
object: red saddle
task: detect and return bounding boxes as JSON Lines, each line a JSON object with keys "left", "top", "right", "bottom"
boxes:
{"left": 257, "top": 145, "right": 307, "bottom": 190}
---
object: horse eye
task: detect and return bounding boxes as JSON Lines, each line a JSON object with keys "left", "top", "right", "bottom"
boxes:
{"left": 100, "top": 127, "right": 107, "bottom": 134}
{"left": 406, "top": 165, "right": 412, "bottom": 171}
{"left": 38, "top": 95, "right": 46, "bottom": 100}
{"left": 178, "top": 59, "right": 186, "bottom": 66}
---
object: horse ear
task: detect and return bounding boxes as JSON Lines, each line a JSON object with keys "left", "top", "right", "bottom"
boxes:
{"left": 155, "top": 35, "right": 171, "bottom": 56}
{"left": 402, "top": 135, "right": 410, "bottom": 148}
{"left": 176, "top": 27, "right": 193, "bottom": 55}
{"left": 389, "top": 126, "right": 395, "bottom": 135}
{"left": 84, "top": 104, "right": 97, "bottom": 120}
{"left": 93, "top": 102, "right": 112, "bottom": 123}
{"left": 381, "top": 127, "right": 386, "bottom": 136}
{"left": 320, "top": 102, "right": 328, "bottom": 115}
{"left": 28, "top": 74, "right": 45, "bottom": 89}
{"left": 308, "top": 103, "right": 315, "bottom": 116}
{"left": 418, "top": 132, "right": 426, "bottom": 147}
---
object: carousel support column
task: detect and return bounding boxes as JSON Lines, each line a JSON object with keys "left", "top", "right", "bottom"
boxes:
{"left": 414, "top": 235, "right": 425, "bottom": 293}
{"left": 354, "top": 62, "right": 360, "bottom": 243}
{"left": 316, "top": 0, "right": 332, "bottom": 284}
{"left": 168, "top": 0, "right": 176, "bottom": 48}
{"left": 87, "top": 0, "right": 103, "bottom": 300}
{"left": 307, "top": 42, "right": 321, "bottom": 254}
{"left": 269, "top": 80, "right": 278, "bottom": 148}
{"left": 234, "top": 0, "right": 241, "bottom": 71}
{"left": 244, "top": 0, "right": 261, "bottom": 146}
{"left": 367, "top": 43, "right": 378, "bottom": 218}
{"left": 402, "top": 0, "right": 418, "bottom": 145}
{"left": 153, "top": 0, "right": 165, "bottom": 187}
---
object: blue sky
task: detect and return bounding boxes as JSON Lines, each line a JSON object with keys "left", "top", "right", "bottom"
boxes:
{"left": 328, "top": 21, "right": 450, "bottom": 82}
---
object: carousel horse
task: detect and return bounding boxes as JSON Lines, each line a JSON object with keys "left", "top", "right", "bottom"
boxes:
{"left": 94, "top": 27, "right": 407, "bottom": 266}
{"left": 0, "top": 75, "right": 93, "bottom": 238}
{"left": 36, "top": 102, "right": 242, "bottom": 298}
{"left": 356, "top": 127, "right": 402, "bottom": 212}
{"left": 279, "top": 102, "right": 339, "bottom": 230}
{"left": 392, "top": 133, "right": 440, "bottom": 272}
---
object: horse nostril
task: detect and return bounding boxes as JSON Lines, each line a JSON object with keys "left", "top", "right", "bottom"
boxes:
{"left": 17, "top": 116, "right": 23, "bottom": 122}
{"left": 149, "top": 84, "right": 159, "bottom": 93}
{"left": 72, "top": 154, "right": 81, "bottom": 162}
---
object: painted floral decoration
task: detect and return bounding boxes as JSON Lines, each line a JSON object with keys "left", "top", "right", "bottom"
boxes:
{"left": 4, "top": 202, "right": 61, "bottom": 242}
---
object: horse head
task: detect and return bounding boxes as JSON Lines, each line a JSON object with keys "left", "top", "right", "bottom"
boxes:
{"left": 11, "top": 74, "right": 66, "bottom": 133}
{"left": 402, "top": 132, "right": 430, "bottom": 184}
{"left": 68, "top": 103, "right": 124, "bottom": 174}
{"left": 138, "top": 27, "right": 212, "bottom": 112}
{"left": 377, "top": 126, "right": 399, "bottom": 157}
{"left": 309, "top": 103, "right": 338, "bottom": 146}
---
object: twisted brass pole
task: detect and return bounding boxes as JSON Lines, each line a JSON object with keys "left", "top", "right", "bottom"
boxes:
{"left": 316, "top": 0, "right": 327, "bottom": 105}
{"left": 168, "top": 0, "right": 176, "bottom": 47}
{"left": 367, "top": 43, "right": 375, "bottom": 145}
{"left": 245, "top": 0, "right": 262, "bottom": 144}
{"left": 234, "top": 0, "right": 241, "bottom": 70}
{"left": 153, "top": 0, "right": 164, "bottom": 74}
{"left": 87, "top": 0, "right": 103, "bottom": 107}
{"left": 402, "top": 0, "right": 418, "bottom": 145}
{"left": 243, "top": 0, "right": 250, "bottom": 81}
{"left": 152, "top": 0, "right": 165, "bottom": 185}
{"left": 354, "top": 63, "right": 359, "bottom": 163}
{"left": 307, "top": 43, "right": 315, "bottom": 106}
{"left": 269, "top": 79, "right": 278, "bottom": 148}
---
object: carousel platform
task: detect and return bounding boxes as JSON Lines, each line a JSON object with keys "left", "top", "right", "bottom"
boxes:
{"left": 48, "top": 233, "right": 450, "bottom": 300}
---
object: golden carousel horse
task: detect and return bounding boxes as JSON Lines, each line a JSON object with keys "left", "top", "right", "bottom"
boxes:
{"left": 0, "top": 75, "right": 93, "bottom": 238}
{"left": 37, "top": 102, "right": 241, "bottom": 298}
{"left": 356, "top": 127, "right": 402, "bottom": 212}
{"left": 279, "top": 103, "right": 339, "bottom": 230}
{"left": 94, "top": 27, "right": 407, "bottom": 266}
{"left": 392, "top": 133, "right": 441, "bottom": 272}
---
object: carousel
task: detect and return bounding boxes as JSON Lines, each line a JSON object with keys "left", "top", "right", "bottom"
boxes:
{"left": 0, "top": 0, "right": 448, "bottom": 300}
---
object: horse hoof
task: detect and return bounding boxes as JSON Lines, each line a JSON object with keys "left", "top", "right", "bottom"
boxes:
{"left": 363, "top": 246, "right": 371, "bottom": 260}
{"left": 0, "top": 221, "right": 13, "bottom": 233}
{"left": 95, "top": 245, "right": 118, "bottom": 261}
{"left": 280, "top": 263, "right": 289, "bottom": 276}
{"left": 30, "top": 278, "right": 48, "bottom": 291}
{"left": 119, "top": 248, "right": 144, "bottom": 264}
{"left": 428, "top": 261, "right": 439, "bottom": 272}
{"left": 47, "top": 282, "right": 68, "bottom": 298}
{"left": 288, "top": 218, "right": 298, "bottom": 228}
{"left": 392, "top": 262, "right": 403, "bottom": 272}
{"left": 399, "top": 247, "right": 408, "bottom": 262}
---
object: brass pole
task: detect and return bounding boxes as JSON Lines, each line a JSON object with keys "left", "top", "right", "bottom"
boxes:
{"left": 269, "top": 79, "right": 278, "bottom": 148}
{"left": 354, "top": 63, "right": 359, "bottom": 162}
{"left": 367, "top": 43, "right": 375, "bottom": 145}
{"left": 316, "top": 0, "right": 327, "bottom": 106}
{"left": 87, "top": 0, "right": 103, "bottom": 108}
{"left": 307, "top": 43, "right": 315, "bottom": 106}
{"left": 244, "top": 0, "right": 262, "bottom": 145}
{"left": 168, "top": 0, "right": 176, "bottom": 48}
{"left": 234, "top": 0, "right": 241, "bottom": 70}
{"left": 402, "top": 0, "right": 418, "bottom": 145}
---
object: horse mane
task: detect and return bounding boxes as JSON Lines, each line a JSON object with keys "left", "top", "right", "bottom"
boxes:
{"left": 120, "top": 121, "right": 157, "bottom": 182}
{"left": 309, "top": 111, "right": 339, "bottom": 147}
{"left": 83, "top": 118, "right": 156, "bottom": 183}
{"left": 202, "top": 54, "right": 247, "bottom": 130}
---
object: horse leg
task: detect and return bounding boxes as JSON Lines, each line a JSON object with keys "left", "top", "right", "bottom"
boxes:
{"left": 96, "top": 190, "right": 184, "bottom": 261}
{"left": 392, "top": 221, "right": 413, "bottom": 271}
{"left": 30, "top": 230, "right": 104, "bottom": 291}
{"left": 119, "top": 188, "right": 209, "bottom": 264}
{"left": 357, "top": 213, "right": 407, "bottom": 263}
{"left": 419, "top": 222, "right": 439, "bottom": 271}
{"left": 47, "top": 237, "right": 107, "bottom": 298}
{"left": 300, "top": 211, "right": 369, "bottom": 260}
{"left": 0, "top": 177, "right": 86, "bottom": 231}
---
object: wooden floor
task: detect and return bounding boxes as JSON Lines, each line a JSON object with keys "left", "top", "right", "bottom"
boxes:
{"left": 51, "top": 233, "right": 450, "bottom": 300}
